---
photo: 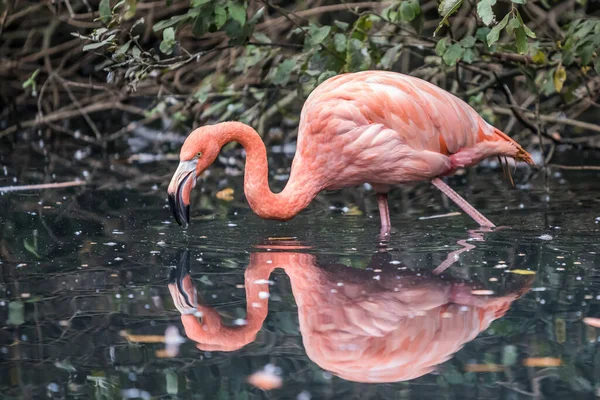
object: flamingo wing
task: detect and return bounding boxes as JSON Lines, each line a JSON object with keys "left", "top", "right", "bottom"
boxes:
{"left": 295, "top": 71, "right": 532, "bottom": 187}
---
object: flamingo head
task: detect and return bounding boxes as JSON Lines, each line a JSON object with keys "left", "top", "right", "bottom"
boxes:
{"left": 167, "top": 127, "right": 220, "bottom": 227}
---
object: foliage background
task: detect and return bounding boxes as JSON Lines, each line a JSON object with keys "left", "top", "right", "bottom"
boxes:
{"left": 1, "top": 0, "right": 600, "bottom": 170}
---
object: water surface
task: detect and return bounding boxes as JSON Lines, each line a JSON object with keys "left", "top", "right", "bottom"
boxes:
{"left": 1, "top": 144, "right": 600, "bottom": 399}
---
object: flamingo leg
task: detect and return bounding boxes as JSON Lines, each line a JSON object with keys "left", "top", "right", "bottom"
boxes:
{"left": 431, "top": 178, "right": 495, "bottom": 228}
{"left": 377, "top": 193, "right": 391, "bottom": 236}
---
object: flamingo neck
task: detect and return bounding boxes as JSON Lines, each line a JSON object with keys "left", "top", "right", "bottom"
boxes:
{"left": 215, "top": 122, "right": 319, "bottom": 221}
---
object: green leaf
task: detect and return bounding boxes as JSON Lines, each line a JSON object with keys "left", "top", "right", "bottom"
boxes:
{"left": 214, "top": 4, "right": 227, "bottom": 29}
{"left": 507, "top": 16, "right": 521, "bottom": 35}
{"left": 486, "top": 13, "right": 510, "bottom": 46}
{"left": 477, "top": 0, "right": 496, "bottom": 26}
{"left": 113, "top": 40, "right": 131, "bottom": 59}
{"left": 99, "top": 0, "right": 112, "bottom": 24}
{"left": 511, "top": 0, "right": 527, "bottom": 3}
{"left": 192, "top": 14, "right": 208, "bottom": 36}
{"left": 248, "top": 7, "right": 264, "bottom": 25}
{"left": 271, "top": 59, "right": 296, "bottom": 86}
{"left": 124, "top": 0, "right": 136, "bottom": 20}
{"left": 462, "top": 48, "right": 476, "bottom": 63}
{"left": 191, "top": 0, "right": 211, "bottom": 5}
{"left": 579, "top": 45, "right": 594, "bottom": 65}
{"left": 227, "top": 1, "right": 246, "bottom": 26}
{"left": 516, "top": 11, "right": 536, "bottom": 38}
{"left": 439, "top": 0, "right": 462, "bottom": 17}
{"left": 408, "top": 0, "right": 421, "bottom": 16}
{"left": 515, "top": 26, "right": 528, "bottom": 54}
{"left": 160, "top": 28, "right": 176, "bottom": 54}
{"left": 346, "top": 38, "right": 371, "bottom": 71}
{"left": 334, "top": 33, "right": 347, "bottom": 52}
{"left": 380, "top": 44, "right": 402, "bottom": 69}
{"left": 459, "top": 36, "right": 476, "bottom": 48}
{"left": 594, "top": 58, "right": 600, "bottom": 74}
{"left": 442, "top": 43, "right": 464, "bottom": 66}
{"left": 400, "top": 1, "right": 416, "bottom": 22}
{"left": 82, "top": 40, "right": 111, "bottom": 51}
{"left": 317, "top": 70, "right": 337, "bottom": 85}
{"left": 334, "top": 20, "right": 349, "bottom": 30}
{"left": 23, "top": 238, "right": 41, "bottom": 258}
{"left": 153, "top": 14, "right": 190, "bottom": 31}
{"left": 163, "top": 27, "right": 175, "bottom": 41}
{"left": 22, "top": 69, "right": 39, "bottom": 90}
{"left": 435, "top": 0, "right": 463, "bottom": 36}
{"left": 435, "top": 37, "right": 449, "bottom": 56}
{"left": 159, "top": 40, "right": 174, "bottom": 54}
{"left": 308, "top": 25, "right": 331, "bottom": 47}
{"left": 252, "top": 31, "right": 271, "bottom": 43}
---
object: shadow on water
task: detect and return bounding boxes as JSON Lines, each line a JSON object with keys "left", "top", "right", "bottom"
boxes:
{"left": 0, "top": 144, "right": 600, "bottom": 398}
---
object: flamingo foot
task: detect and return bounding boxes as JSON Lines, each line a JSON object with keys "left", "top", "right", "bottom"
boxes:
{"left": 377, "top": 193, "right": 391, "bottom": 237}
{"left": 431, "top": 178, "right": 495, "bottom": 228}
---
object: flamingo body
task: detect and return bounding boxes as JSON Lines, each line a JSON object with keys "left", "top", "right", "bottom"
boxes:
{"left": 297, "top": 71, "right": 530, "bottom": 188}
{"left": 168, "top": 71, "right": 533, "bottom": 231}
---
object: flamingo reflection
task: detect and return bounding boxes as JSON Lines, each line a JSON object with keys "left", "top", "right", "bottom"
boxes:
{"left": 169, "top": 235, "right": 532, "bottom": 383}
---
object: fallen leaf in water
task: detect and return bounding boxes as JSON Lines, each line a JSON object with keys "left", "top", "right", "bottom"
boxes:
{"left": 464, "top": 364, "right": 504, "bottom": 372}
{"left": 523, "top": 357, "right": 562, "bottom": 367}
{"left": 120, "top": 331, "right": 165, "bottom": 343}
{"left": 247, "top": 364, "right": 282, "bottom": 390}
{"left": 216, "top": 188, "right": 234, "bottom": 201}
{"left": 343, "top": 205, "right": 363, "bottom": 216}
{"left": 507, "top": 269, "right": 536, "bottom": 275}
{"left": 583, "top": 317, "right": 600, "bottom": 328}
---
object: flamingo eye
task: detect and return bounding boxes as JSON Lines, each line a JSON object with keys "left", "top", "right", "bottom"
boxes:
{"left": 195, "top": 152, "right": 202, "bottom": 158}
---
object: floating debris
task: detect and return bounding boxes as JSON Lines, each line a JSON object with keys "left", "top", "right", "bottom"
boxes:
{"left": 523, "top": 357, "right": 562, "bottom": 367}
{"left": 418, "top": 212, "right": 462, "bottom": 220}
{"left": 507, "top": 269, "right": 536, "bottom": 275}
{"left": 121, "top": 389, "right": 151, "bottom": 400}
{"left": 248, "top": 364, "right": 282, "bottom": 391}
{"left": 216, "top": 188, "right": 234, "bottom": 201}
{"left": 471, "top": 290, "right": 494, "bottom": 296}
{"left": 464, "top": 364, "right": 504, "bottom": 372}
{"left": 538, "top": 234, "right": 553, "bottom": 241}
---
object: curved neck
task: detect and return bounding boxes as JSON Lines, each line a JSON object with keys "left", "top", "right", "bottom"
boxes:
{"left": 214, "top": 122, "right": 320, "bottom": 221}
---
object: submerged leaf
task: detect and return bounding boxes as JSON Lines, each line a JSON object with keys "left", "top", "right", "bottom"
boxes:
{"left": 8, "top": 301, "right": 25, "bottom": 326}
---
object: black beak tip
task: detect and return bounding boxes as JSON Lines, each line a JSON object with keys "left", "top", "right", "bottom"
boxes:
{"left": 168, "top": 193, "right": 182, "bottom": 226}
{"left": 183, "top": 205, "right": 190, "bottom": 227}
{"left": 169, "top": 249, "right": 191, "bottom": 283}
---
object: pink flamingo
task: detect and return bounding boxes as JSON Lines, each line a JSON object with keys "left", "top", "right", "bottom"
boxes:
{"left": 168, "top": 71, "right": 534, "bottom": 234}
{"left": 168, "top": 240, "right": 533, "bottom": 382}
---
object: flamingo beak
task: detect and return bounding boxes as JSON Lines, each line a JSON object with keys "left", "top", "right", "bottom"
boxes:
{"left": 167, "top": 161, "right": 197, "bottom": 228}
{"left": 168, "top": 250, "right": 198, "bottom": 315}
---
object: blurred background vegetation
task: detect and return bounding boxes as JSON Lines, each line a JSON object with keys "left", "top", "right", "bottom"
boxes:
{"left": 1, "top": 0, "right": 599, "bottom": 166}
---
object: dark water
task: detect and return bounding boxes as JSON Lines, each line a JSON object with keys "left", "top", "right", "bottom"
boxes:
{"left": 1, "top": 142, "right": 600, "bottom": 399}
